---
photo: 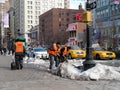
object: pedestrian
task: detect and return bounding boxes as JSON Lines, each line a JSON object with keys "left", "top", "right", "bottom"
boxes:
{"left": 14, "top": 39, "right": 26, "bottom": 70}
{"left": 2, "top": 46, "right": 7, "bottom": 55}
{"left": 7, "top": 45, "right": 11, "bottom": 55}
{"left": 48, "top": 42, "right": 61, "bottom": 70}
{"left": 0, "top": 44, "right": 3, "bottom": 55}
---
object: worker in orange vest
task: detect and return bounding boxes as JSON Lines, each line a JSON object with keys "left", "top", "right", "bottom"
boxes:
{"left": 48, "top": 42, "right": 61, "bottom": 70}
{"left": 14, "top": 39, "right": 26, "bottom": 70}
{"left": 59, "top": 45, "right": 69, "bottom": 63}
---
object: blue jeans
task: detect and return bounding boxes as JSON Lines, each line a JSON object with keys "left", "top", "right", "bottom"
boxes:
{"left": 49, "top": 54, "right": 59, "bottom": 69}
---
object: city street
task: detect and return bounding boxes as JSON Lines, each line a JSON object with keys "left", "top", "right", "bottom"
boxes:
{"left": 0, "top": 55, "right": 120, "bottom": 90}
{"left": 0, "top": 0, "right": 120, "bottom": 90}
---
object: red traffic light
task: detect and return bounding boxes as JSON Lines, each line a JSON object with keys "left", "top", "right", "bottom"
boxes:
{"left": 76, "top": 13, "right": 82, "bottom": 21}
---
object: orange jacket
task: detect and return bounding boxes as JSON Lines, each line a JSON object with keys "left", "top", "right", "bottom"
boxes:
{"left": 48, "top": 50, "right": 57, "bottom": 56}
{"left": 15, "top": 42, "right": 24, "bottom": 53}
{"left": 48, "top": 43, "right": 59, "bottom": 56}
{"left": 63, "top": 47, "right": 68, "bottom": 56}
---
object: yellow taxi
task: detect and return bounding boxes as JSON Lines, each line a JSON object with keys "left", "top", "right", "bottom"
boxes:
{"left": 66, "top": 45, "right": 86, "bottom": 59}
{"left": 92, "top": 47, "right": 116, "bottom": 60}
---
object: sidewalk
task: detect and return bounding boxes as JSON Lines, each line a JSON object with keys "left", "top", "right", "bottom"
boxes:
{"left": 0, "top": 55, "right": 120, "bottom": 90}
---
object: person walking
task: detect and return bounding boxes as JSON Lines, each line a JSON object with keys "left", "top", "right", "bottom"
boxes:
{"left": 0, "top": 44, "right": 3, "bottom": 55}
{"left": 14, "top": 39, "right": 26, "bottom": 70}
{"left": 2, "top": 45, "right": 7, "bottom": 55}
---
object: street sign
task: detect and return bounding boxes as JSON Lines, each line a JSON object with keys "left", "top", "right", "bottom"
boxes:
{"left": 90, "top": 1, "right": 97, "bottom": 10}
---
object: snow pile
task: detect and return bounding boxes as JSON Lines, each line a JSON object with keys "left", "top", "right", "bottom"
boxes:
{"left": 24, "top": 57, "right": 49, "bottom": 70}
{"left": 56, "top": 62, "right": 82, "bottom": 80}
{"left": 23, "top": 57, "right": 120, "bottom": 81}
{"left": 80, "top": 64, "right": 120, "bottom": 80}
{"left": 33, "top": 58, "right": 46, "bottom": 64}
{"left": 24, "top": 57, "right": 35, "bottom": 63}
{"left": 56, "top": 62, "right": 120, "bottom": 80}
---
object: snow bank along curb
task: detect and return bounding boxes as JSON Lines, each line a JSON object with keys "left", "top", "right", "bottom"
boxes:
{"left": 23, "top": 57, "right": 120, "bottom": 81}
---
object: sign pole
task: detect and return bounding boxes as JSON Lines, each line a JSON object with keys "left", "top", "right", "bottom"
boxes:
{"left": 83, "top": 0, "right": 96, "bottom": 71}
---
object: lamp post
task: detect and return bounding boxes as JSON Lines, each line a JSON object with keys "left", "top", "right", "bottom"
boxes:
{"left": 82, "top": 0, "right": 96, "bottom": 71}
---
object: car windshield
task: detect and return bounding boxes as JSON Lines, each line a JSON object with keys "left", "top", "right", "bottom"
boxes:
{"left": 70, "top": 46, "right": 80, "bottom": 50}
{"left": 95, "top": 48, "right": 105, "bottom": 51}
{"left": 33, "top": 48, "right": 46, "bottom": 52}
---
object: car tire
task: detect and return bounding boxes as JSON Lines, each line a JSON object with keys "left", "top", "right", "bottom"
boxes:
{"left": 96, "top": 54, "right": 100, "bottom": 60}
{"left": 36, "top": 56, "right": 40, "bottom": 59}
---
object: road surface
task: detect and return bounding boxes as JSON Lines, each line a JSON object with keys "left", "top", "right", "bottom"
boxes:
{"left": 0, "top": 55, "right": 120, "bottom": 90}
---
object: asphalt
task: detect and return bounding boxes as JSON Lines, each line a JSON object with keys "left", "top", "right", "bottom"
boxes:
{"left": 0, "top": 55, "right": 120, "bottom": 90}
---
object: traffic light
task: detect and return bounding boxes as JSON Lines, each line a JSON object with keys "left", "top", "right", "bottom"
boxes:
{"left": 82, "top": 11, "right": 92, "bottom": 23}
{"left": 76, "top": 13, "right": 82, "bottom": 21}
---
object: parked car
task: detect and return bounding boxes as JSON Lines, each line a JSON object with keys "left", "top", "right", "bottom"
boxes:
{"left": 28, "top": 47, "right": 49, "bottom": 59}
{"left": 92, "top": 47, "right": 116, "bottom": 60}
{"left": 66, "top": 45, "right": 86, "bottom": 59}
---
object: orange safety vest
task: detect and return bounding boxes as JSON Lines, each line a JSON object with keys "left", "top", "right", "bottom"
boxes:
{"left": 15, "top": 42, "right": 24, "bottom": 53}
{"left": 48, "top": 50, "right": 57, "bottom": 56}
{"left": 48, "top": 43, "right": 59, "bottom": 56}
{"left": 63, "top": 47, "right": 67, "bottom": 56}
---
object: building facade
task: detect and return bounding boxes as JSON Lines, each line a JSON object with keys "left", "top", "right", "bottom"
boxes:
{"left": 66, "top": 22, "right": 86, "bottom": 48}
{"left": 110, "top": 0, "right": 120, "bottom": 47}
{"left": 0, "top": 0, "right": 9, "bottom": 45}
{"left": 95, "top": 0, "right": 120, "bottom": 48}
{"left": 39, "top": 8, "right": 84, "bottom": 45}
{"left": 14, "top": 0, "right": 70, "bottom": 43}
{"left": 8, "top": 0, "right": 14, "bottom": 38}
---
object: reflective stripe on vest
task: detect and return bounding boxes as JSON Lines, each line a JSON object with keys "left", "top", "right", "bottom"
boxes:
{"left": 15, "top": 42, "right": 24, "bottom": 53}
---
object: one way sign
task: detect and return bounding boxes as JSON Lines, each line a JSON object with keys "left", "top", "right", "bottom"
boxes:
{"left": 90, "top": 1, "right": 97, "bottom": 10}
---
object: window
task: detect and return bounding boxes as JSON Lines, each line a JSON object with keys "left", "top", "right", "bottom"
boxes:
{"left": 28, "top": 25, "right": 30, "bottom": 28}
{"left": 30, "top": 1, "right": 32, "bottom": 4}
{"left": 66, "top": 13, "right": 69, "bottom": 16}
{"left": 66, "top": 18, "right": 69, "bottom": 22}
{"left": 28, "top": 15, "right": 30, "bottom": 19}
{"left": 27, "top": 10, "right": 30, "bottom": 14}
{"left": 59, "top": 23, "right": 61, "bottom": 27}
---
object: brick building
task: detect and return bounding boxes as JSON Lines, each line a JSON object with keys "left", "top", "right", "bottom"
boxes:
{"left": 39, "top": 7, "right": 84, "bottom": 45}
{"left": 66, "top": 22, "right": 86, "bottom": 48}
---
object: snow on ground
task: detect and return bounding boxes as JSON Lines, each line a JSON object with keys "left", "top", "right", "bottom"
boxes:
{"left": 23, "top": 57, "right": 120, "bottom": 81}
